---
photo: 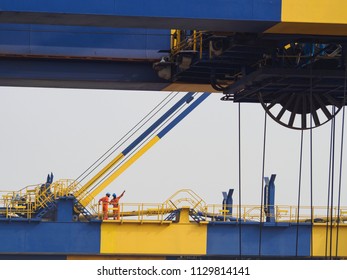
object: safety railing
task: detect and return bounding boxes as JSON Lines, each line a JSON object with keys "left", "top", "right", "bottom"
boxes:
{"left": 92, "top": 202, "right": 347, "bottom": 223}
{"left": 163, "top": 189, "right": 206, "bottom": 213}
{"left": 171, "top": 29, "right": 204, "bottom": 58}
{"left": 0, "top": 179, "right": 82, "bottom": 219}
{"left": 274, "top": 205, "right": 347, "bottom": 223}
{"left": 93, "top": 202, "right": 174, "bottom": 222}
{"left": 203, "top": 204, "right": 347, "bottom": 224}
{"left": 93, "top": 188, "right": 206, "bottom": 222}
{"left": 2, "top": 181, "right": 347, "bottom": 224}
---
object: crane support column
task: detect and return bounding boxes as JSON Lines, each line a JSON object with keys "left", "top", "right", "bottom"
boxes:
{"left": 222, "top": 189, "right": 234, "bottom": 215}
{"left": 264, "top": 174, "right": 276, "bottom": 223}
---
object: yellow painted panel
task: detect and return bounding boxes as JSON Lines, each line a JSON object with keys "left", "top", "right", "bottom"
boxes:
{"left": 100, "top": 222, "right": 207, "bottom": 255}
{"left": 265, "top": 1, "right": 347, "bottom": 35}
{"left": 178, "top": 207, "right": 190, "bottom": 223}
{"left": 282, "top": 0, "right": 347, "bottom": 24}
{"left": 312, "top": 224, "right": 347, "bottom": 257}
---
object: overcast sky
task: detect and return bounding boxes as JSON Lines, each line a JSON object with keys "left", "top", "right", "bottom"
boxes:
{"left": 0, "top": 86, "right": 346, "bottom": 209}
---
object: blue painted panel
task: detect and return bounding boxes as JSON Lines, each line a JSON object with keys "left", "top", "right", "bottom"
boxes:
{"left": 0, "top": 0, "right": 281, "bottom": 21}
{"left": 56, "top": 199, "right": 74, "bottom": 222}
{"left": 0, "top": 1, "right": 281, "bottom": 32}
{"left": 0, "top": 59, "right": 162, "bottom": 81}
{"left": 0, "top": 26, "right": 30, "bottom": 53}
{"left": 0, "top": 0, "right": 116, "bottom": 14}
{"left": 207, "top": 223, "right": 311, "bottom": 257}
{"left": 0, "top": 59, "right": 169, "bottom": 90}
{"left": 0, "top": 24, "right": 170, "bottom": 59}
{"left": 0, "top": 221, "right": 100, "bottom": 254}
{"left": 114, "top": 0, "right": 281, "bottom": 21}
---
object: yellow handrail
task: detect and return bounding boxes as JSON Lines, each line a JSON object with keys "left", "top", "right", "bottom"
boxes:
{"left": 2, "top": 183, "right": 347, "bottom": 224}
{"left": 0, "top": 179, "right": 81, "bottom": 219}
{"left": 170, "top": 30, "right": 205, "bottom": 57}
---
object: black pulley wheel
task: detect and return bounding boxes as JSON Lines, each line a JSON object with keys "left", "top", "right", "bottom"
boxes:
{"left": 258, "top": 91, "right": 344, "bottom": 130}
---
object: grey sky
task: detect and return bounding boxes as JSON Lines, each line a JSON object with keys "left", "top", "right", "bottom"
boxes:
{"left": 0, "top": 86, "right": 346, "bottom": 208}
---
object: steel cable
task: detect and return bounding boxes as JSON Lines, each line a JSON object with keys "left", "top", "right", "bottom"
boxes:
{"left": 295, "top": 130, "right": 304, "bottom": 257}
{"left": 329, "top": 107, "right": 336, "bottom": 259}
{"left": 238, "top": 102, "right": 242, "bottom": 259}
{"left": 309, "top": 58, "right": 314, "bottom": 259}
{"left": 325, "top": 110, "right": 335, "bottom": 258}
{"left": 335, "top": 65, "right": 347, "bottom": 258}
{"left": 324, "top": 106, "right": 338, "bottom": 259}
{"left": 258, "top": 108, "right": 267, "bottom": 257}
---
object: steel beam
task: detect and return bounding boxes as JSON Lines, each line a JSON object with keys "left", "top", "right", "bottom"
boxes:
{"left": 0, "top": 58, "right": 170, "bottom": 90}
{"left": 0, "top": 0, "right": 281, "bottom": 32}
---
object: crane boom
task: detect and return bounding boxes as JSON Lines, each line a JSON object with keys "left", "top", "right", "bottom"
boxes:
{"left": 76, "top": 92, "right": 210, "bottom": 206}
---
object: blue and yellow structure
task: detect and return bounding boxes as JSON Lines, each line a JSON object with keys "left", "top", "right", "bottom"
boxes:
{"left": 1, "top": 0, "right": 347, "bottom": 259}
{"left": 75, "top": 91, "right": 210, "bottom": 207}
{"left": 1, "top": 1, "right": 347, "bottom": 91}
{"left": 1, "top": 182, "right": 347, "bottom": 259}
{"left": 2, "top": 0, "right": 346, "bottom": 35}
{"left": 0, "top": 91, "right": 210, "bottom": 221}
{"left": 266, "top": 0, "right": 347, "bottom": 36}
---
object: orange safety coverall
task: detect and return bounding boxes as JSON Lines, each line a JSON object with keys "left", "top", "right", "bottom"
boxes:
{"left": 110, "top": 192, "right": 125, "bottom": 220}
{"left": 98, "top": 196, "right": 109, "bottom": 220}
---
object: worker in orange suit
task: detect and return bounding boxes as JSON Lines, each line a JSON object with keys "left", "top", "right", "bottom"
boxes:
{"left": 98, "top": 192, "right": 111, "bottom": 220}
{"left": 110, "top": 191, "right": 125, "bottom": 220}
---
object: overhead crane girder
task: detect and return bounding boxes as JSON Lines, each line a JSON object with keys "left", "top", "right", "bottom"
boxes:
{"left": 1, "top": 1, "right": 347, "bottom": 130}
{"left": 1, "top": 1, "right": 347, "bottom": 36}
{"left": 0, "top": 0, "right": 280, "bottom": 33}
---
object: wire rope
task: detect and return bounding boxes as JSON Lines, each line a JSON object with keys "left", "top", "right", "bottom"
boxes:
{"left": 238, "top": 102, "right": 242, "bottom": 259}
{"left": 325, "top": 110, "right": 335, "bottom": 258}
{"left": 258, "top": 108, "right": 267, "bottom": 257}
{"left": 335, "top": 64, "right": 347, "bottom": 258}
{"left": 325, "top": 108, "right": 335, "bottom": 259}
{"left": 295, "top": 130, "right": 304, "bottom": 257}
{"left": 329, "top": 107, "right": 336, "bottom": 259}
{"left": 309, "top": 57, "right": 314, "bottom": 259}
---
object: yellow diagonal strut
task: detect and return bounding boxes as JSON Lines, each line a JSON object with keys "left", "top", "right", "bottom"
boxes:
{"left": 80, "top": 136, "right": 160, "bottom": 207}
{"left": 74, "top": 153, "right": 124, "bottom": 198}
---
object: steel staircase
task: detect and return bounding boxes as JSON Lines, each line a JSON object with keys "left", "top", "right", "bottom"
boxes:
{"left": 73, "top": 198, "right": 96, "bottom": 221}
{"left": 189, "top": 209, "right": 205, "bottom": 222}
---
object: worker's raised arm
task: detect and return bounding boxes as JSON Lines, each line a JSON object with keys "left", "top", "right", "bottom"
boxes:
{"left": 119, "top": 190, "right": 125, "bottom": 199}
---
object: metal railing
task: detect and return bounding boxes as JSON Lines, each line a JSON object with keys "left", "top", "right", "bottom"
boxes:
{"left": 93, "top": 202, "right": 173, "bottom": 221}
{"left": 2, "top": 182, "right": 347, "bottom": 224}
{"left": 0, "top": 179, "right": 81, "bottom": 219}
{"left": 93, "top": 202, "right": 347, "bottom": 224}
{"left": 202, "top": 204, "right": 347, "bottom": 224}
{"left": 171, "top": 29, "right": 204, "bottom": 58}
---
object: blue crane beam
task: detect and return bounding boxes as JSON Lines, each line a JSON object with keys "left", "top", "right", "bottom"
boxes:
{"left": 1, "top": 1, "right": 346, "bottom": 91}
{"left": 0, "top": 58, "right": 171, "bottom": 91}
{"left": 0, "top": 0, "right": 281, "bottom": 32}
{"left": 0, "top": 24, "right": 170, "bottom": 60}
{"left": 0, "top": 24, "right": 175, "bottom": 90}
{"left": 0, "top": 24, "right": 218, "bottom": 91}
